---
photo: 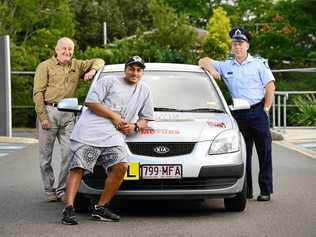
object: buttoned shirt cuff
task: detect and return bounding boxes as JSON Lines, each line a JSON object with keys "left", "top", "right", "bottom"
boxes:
{"left": 38, "top": 112, "right": 49, "bottom": 122}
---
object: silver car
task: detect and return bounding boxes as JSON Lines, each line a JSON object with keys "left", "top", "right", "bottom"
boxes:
{"left": 59, "top": 63, "right": 247, "bottom": 212}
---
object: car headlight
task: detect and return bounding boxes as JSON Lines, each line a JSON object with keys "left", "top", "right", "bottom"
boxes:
{"left": 209, "top": 129, "right": 240, "bottom": 154}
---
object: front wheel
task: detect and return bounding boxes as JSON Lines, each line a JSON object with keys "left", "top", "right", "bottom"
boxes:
{"left": 224, "top": 177, "right": 247, "bottom": 212}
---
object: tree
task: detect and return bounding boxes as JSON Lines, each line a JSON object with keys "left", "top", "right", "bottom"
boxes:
{"left": 249, "top": 0, "right": 316, "bottom": 67}
{"left": 0, "top": 0, "right": 75, "bottom": 45}
{"left": 0, "top": 0, "right": 75, "bottom": 63}
{"left": 70, "top": 0, "right": 152, "bottom": 49}
{"left": 105, "top": 0, "right": 196, "bottom": 64}
{"left": 202, "top": 7, "right": 231, "bottom": 59}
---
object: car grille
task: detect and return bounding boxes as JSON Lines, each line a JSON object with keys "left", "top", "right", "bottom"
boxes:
{"left": 126, "top": 142, "right": 195, "bottom": 157}
{"left": 83, "top": 166, "right": 238, "bottom": 191}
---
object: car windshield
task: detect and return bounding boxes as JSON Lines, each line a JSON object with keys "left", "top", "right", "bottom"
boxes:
{"left": 101, "top": 71, "right": 225, "bottom": 112}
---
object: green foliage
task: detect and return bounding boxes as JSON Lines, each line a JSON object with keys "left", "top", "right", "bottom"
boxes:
{"left": 70, "top": 0, "right": 152, "bottom": 49}
{"left": 274, "top": 72, "right": 316, "bottom": 92}
{"left": 148, "top": 0, "right": 196, "bottom": 57}
{"left": 289, "top": 95, "right": 316, "bottom": 126}
{"left": 75, "top": 47, "right": 113, "bottom": 63}
{"left": 11, "top": 75, "right": 35, "bottom": 127}
{"left": 227, "top": 0, "right": 274, "bottom": 26}
{"left": 1, "top": 0, "right": 315, "bottom": 127}
{"left": 0, "top": 0, "right": 75, "bottom": 45}
{"left": 202, "top": 7, "right": 231, "bottom": 60}
{"left": 104, "top": 0, "right": 197, "bottom": 64}
{"left": 10, "top": 43, "right": 39, "bottom": 71}
{"left": 162, "top": 0, "right": 214, "bottom": 27}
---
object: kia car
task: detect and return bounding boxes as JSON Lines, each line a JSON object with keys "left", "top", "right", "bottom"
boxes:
{"left": 58, "top": 63, "right": 247, "bottom": 212}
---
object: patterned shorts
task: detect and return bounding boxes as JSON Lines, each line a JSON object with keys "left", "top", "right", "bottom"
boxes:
{"left": 69, "top": 140, "right": 128, "bottom": 174}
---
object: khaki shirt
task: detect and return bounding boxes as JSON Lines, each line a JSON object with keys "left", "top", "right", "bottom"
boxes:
{"left": 33, "top": 56, "right": 104, "bottom": 121}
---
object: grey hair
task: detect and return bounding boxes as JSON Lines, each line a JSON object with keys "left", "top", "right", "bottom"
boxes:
{"left": 55, "top": 37, "right": 74, "bottom": 51}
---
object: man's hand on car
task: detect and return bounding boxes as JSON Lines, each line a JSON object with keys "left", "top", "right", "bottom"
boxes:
{"left": 111, "top": 114, "right": 127, "bottom": 131}
{"left": 41, "top": 119, "right": 52, "bottom": 129}
{"left": 83, "top": 69, "right": 97, "bottom": 81}
{"left": 118, "top": 123, "right": 135, "bottom": 135}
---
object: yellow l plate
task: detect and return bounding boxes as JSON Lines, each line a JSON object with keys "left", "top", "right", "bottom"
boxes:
{"left": 124, "top": 162, "right": 140, "bottom": 180}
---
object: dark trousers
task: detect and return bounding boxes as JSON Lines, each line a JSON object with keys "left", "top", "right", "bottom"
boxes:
{"left": 232, "top": 102, "right": 273, "bottom": 196}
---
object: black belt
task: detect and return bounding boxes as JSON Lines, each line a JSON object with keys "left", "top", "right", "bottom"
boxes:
{"left": 44, "top": 101, "right": 58, "bottom": 107}
{"left": 250, "top": 101, "right": 263, "bottom": 109}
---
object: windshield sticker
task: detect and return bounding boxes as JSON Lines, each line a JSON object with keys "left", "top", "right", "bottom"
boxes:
{"left": 207, "top": 120, "right": 226, "bottom": 128}
{"left": 141, "top": 129, "right": 180, "bottom": 135}
{"left": 206, "top": 101, "right": 217, "bottom": 106}
{"left": 155, "top": 113, "right": 181, "bottom": 121}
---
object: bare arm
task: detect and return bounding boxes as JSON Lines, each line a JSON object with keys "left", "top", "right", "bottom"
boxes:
{"left": 80, "top": 58, "right": 105, "bottom": 81}
{"left": 136, "top": 118, "right": 149, "bottom": 131}
{"left": 85, "top": 102, "right": 126, "bottom": 129}
{"left": 264, "top": 81, "right": 275, "bottom": 112}
{"left": 198, "top": 57, "right": 221, "bottom": 80}
{"left": 118, "top": 118, "right": 150, "bottom": 135}
{"left": 83, "top": 68, "right": 97, "bottom": 81}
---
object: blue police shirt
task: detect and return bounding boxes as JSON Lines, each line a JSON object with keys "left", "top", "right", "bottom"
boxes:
{"left": 213, "top": 54, "right": 275, "bottom": 105}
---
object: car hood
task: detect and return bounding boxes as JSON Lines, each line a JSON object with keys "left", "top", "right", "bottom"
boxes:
{"left": 126, "top": 112, "right": 235, "bottom": 142}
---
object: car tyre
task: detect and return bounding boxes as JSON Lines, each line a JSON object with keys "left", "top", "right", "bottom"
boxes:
{"left": 224, "top": 177, "right": 247, "bottom": 212}
{"left": 74, "top": 194, "right": 91, "bottom": 213}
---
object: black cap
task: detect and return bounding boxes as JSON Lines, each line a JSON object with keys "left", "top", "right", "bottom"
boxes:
{"left": 125, "top": 55, "right": 145, "bottom": 69}
{"left": 229, "top": 27, "right": 251, "bottom": 42}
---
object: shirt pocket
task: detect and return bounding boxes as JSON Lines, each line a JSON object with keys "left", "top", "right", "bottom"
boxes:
{"left": 241, "top": 70, "right": 261, "bottom": 88}
{"left": 223, "top": 71, "right": 235, "bottom": 80}
{"left": 47, "top": 71, "right": 60, "bottom": 85}
{"left": 68, "top": 70, "right": 80, "bottom": 84}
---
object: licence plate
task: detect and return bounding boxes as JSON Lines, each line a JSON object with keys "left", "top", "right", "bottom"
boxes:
{"left": 141, "top": 164, "right": 182, "bottom": 179}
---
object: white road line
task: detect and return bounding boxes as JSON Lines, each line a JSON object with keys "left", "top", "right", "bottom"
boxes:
{"left": 0, "top": 145, "right": 25, "bottom": 150}
{"left": 297, "top": 143, "right": 316, "bottom": 149}
{"left": 274, "top": 141, "right": 316, "bottom": 160}
{"left": 0, "top": 153, "right": 9, "bottom": 157}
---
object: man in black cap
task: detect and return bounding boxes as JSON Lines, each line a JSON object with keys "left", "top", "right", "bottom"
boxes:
{"left": 61, "top": 55, "right": 154, "bottom": 224}
{"left": 199, "top": 28, "right": 275, "bottom": 202}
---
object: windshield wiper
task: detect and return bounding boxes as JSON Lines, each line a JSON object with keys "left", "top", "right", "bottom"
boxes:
{"left": 154, "top": 107, "right": 181, "bottom": 112}
{"left": 154, "top": 107, "right": 224, "bottom": 113}
{"left": 180, "top": 108, "right": 224, "bottom": 113}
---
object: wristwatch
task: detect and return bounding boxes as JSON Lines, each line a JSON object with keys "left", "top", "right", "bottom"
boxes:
{"left": 134, "top": 123, "right": 140, "bottom": 132}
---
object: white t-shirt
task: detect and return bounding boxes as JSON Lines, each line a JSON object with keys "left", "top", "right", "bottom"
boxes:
{"left": 70, "top": 74, "right": 154, "bottom": 147}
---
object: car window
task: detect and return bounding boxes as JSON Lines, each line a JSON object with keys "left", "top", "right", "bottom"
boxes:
{"left": 101, "top": 71, "right": 224, "bottom": 111}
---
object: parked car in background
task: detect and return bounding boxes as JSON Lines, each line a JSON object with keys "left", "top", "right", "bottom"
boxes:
{"left": 58, "top": 63, "right": 247, "bottom": 212}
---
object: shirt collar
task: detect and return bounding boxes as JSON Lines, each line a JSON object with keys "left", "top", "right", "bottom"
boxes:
{"left": 52, "top": 55, "right": 73, "bottom": 67}
{"left": 232, "top": 54, "right": 254, "bottom": 65}
{"left": 52, "top": 56, "right": 59, "bottom": 65}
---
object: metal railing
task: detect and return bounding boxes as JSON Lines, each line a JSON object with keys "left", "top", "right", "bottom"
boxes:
{"left": 11, "top": 71, "right": 35, "bottom": 110}
{"left": 272, "top": 91, "right": 316, "bottom": 132}
{"left": 10, "top": 71, "right": 316, "bottom": 131}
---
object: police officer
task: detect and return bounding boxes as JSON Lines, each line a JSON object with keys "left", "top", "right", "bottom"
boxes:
{"left": 199, "top": 27, "right": 275, "bottom": 201}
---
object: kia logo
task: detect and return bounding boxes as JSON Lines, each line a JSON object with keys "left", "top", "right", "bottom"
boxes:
{"left": 153, "top": 146, "right": 170, "bottom": 154}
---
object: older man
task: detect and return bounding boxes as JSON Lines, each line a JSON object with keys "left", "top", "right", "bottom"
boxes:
{"left": 199, "top": 28, "right": 275, "bottom": 202}
{"left": 33, "top": 37, "right": 104, "bottom": 202}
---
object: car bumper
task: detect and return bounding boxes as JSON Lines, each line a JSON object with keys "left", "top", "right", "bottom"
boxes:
{"left": 78, "top": 140, "right": 246, "bottom": 199}
{"left": 79, "top": 163, "right": 245, "bottom": 199}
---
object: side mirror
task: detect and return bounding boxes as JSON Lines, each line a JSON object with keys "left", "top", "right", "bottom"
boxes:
{"left": 57, "top": 98, "right": 82, "bottom": 112}
{"left": 229, "top": 98, "right": 250, "bottom": 111}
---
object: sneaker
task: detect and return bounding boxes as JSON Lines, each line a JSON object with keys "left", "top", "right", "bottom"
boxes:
{"left": 257, "top": 194, "right": 271, "bottom": 202}
{"left": 46, "top": 192, "right": 58, "bottom": 202}
{"left": 62, "top": 206, "right": 78, "bottom": 225}
{"left": 91, "top": 204, "right": 120, "bottom": 222}
{"left": 56, "top": 193, "right": 65, "bottom": 202}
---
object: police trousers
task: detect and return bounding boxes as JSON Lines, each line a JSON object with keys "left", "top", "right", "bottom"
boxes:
{"left": 232, "top": 102, "right": 273, "bottom": 195}
{"left": 37, "top": 105, "right": 74, "bottom": 196}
